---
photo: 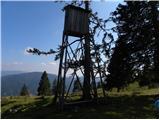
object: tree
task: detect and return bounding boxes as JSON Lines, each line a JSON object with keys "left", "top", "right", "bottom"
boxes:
{"left": 105, "top": 40, "right": 132, "bottom": 92}
{"left": 105, "top": 1, "right": 159, "bottom": 91}
{"left": 73, "top": 80, "right": 81, "bottom": 93}
{"left": 52, "top": 79, "right": 57, "bottom": 95}
{"left": 97, "top": 82, "right": 101, "bottom": 88}
{"left": 20, "top": 84, "right": 30, "bottom": 96}
{"left": 37, "top": 71, "right": 51, "bottom": 96}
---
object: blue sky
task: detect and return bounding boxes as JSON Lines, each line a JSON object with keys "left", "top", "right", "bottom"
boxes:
{"left": 1, "top": 1, "right": 122, "bottom": 74}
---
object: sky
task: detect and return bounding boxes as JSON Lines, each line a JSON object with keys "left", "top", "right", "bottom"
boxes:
{"left": 1, "top": 1, "right": 123, "bottom": 74}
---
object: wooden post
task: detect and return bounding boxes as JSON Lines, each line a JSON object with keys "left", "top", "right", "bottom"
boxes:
{"left": 83, "top": 1, "right": 91, "bottom": 99}
{"left": 53, "top": 34, "right": 66, "bottom": 104}
{"left": 98, "top": 62, "right": 106, "bottom": 97}
{"left": 60, "top": 36, "right": 68, "bottom": 111}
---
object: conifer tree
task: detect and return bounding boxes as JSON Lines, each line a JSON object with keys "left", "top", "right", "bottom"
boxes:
{"left": 37, "top": 71, "right": 51, "bottom": 96}
{"left": 73, "top": 80, "right": 81, "bottom": 92}
{"left": 20, "top": 84, "right": 30, "bottom": 96}
{"left": 105, "top": 1, "right": 159, "bottom": 91}
{"left": 52, "top": 79, "right": 57, "bottom": 95}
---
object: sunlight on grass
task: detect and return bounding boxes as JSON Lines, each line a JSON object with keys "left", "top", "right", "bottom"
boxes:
{"left": 1, "top": 87, "right": 159, "bottom": 119}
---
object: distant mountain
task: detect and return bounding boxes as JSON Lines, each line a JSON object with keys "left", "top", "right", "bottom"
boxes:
{"left": 1, "top": 72, "right": 57, "bottom": 96}
{"left": 1, "top": 71, "right": 26, "bottom": 76}
{"left": 1, "top": 71, "right": 101, "bottom": 96}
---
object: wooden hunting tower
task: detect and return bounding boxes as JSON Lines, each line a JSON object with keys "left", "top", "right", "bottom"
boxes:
{"left": 64, "top": 5, "right": 90, "bottom": 37}
{"left": 54, "top": 3, "right": 105, "bottom": 111}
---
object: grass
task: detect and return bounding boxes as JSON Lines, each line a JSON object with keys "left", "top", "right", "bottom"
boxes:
{"left": 1, "top": 85, "right": 159, "bottom": 119}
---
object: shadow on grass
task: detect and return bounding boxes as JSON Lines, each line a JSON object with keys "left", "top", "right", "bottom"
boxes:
{"left": 1, "top": 97, "right": 53, "bottom": 119}
{"left": 2, "top": 95, "right": 158, "bottom": 119}
{"left": 1, "top": 101, "right": 16, "bottom": 107}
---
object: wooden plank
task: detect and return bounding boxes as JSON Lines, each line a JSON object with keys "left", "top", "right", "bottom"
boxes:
{"left": 64, "top": 5, "right": 89, "bottom": 37}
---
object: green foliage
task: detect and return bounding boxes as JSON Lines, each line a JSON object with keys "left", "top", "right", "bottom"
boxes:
{"left": 72, "top": 80, "right": 81, "bottom": 92}
{"left": 97, "top": 82, "right": 101, "bottom": 88}
{"left": 105, "top": 1, "right": 159, "bottom": 91}
{"left": 52, "top": 79, "right": 57, "bottom": 95}
{"left": 37, "top": 71, "right": 52, "bottom": 96}
{"left": 20, "top": 84, "right": 30, "bottom": 96}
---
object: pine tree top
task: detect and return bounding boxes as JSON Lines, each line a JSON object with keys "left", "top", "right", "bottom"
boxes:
{"left": 20, "top": 84, "right": 30, "bottom": 96}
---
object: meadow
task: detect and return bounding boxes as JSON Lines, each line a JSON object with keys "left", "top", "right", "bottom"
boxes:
{"left": 1, "top": 83, "right": 159, "bottom": 119}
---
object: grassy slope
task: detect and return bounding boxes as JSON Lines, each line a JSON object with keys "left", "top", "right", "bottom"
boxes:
{"left": 1, "top": 85, "right": 159, "bottom": 119}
